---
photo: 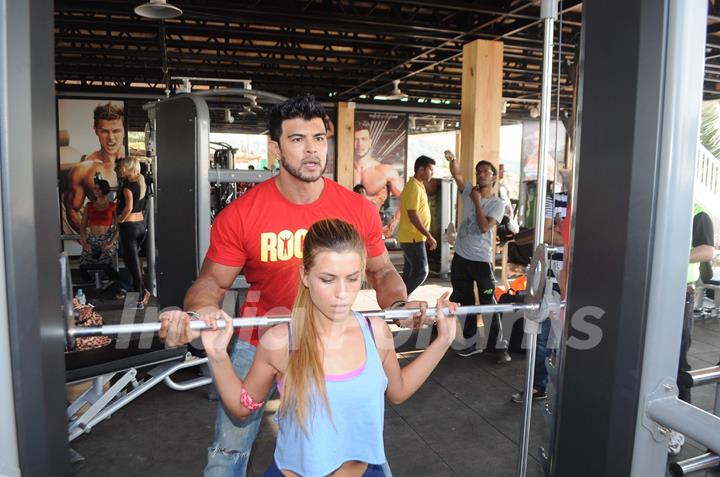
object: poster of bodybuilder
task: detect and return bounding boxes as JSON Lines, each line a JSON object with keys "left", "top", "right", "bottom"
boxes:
{"left": 353, "top": 111, "right": 408, "bottom": 238}
{"left": 57, "top": 99, "right": 127, "bottom": 236}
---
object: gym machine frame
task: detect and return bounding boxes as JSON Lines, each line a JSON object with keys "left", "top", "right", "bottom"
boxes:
{"left": 549, "top": 1, "right": 720, "bottom": 476}
{"left": 668, "top": 366, "right": 720, "bottom": 476}
{"left": 144, "top": 89, "right": 283, "bottom": 309}
{"left": 514, "top": 1, "right": 557, "bottom": 476}
{"left": 626, "top": 2, "right": 720, "bottom": 475}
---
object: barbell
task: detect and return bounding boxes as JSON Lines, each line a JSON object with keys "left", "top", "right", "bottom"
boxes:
{"left": 61, "top": 244, "right": 557, "bottom": 350}
{"left": 69, "top": 302, "right": 543, "bottom": 340}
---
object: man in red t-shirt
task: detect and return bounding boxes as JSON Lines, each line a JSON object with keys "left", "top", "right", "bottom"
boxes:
{"left": 160, "top": 94, "right": 420, "bottom": 477}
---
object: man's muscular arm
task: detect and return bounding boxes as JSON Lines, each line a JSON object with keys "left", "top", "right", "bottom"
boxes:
{"left": 183, "top": 259, "right": 240, "bottom": 311}
{"left": 383, "top": 207, "right": 401, "bottom": 238}
{"left": 370, "top": 187, "right": 389, "bottom": 209}
{"left": 375, "top": 166, "right": 404, "bottom": 235}
{"left": 79, "top": 204, "right": 90, "bottom": 251}
{"left": 387, "top": 166, "right": 404, "bottom": 198}
{"left": 366, "top": 251, "right": 429, "bottom": 327}
{"left": 159, "top": 258, "right": 242, "bottom": 347}
{"left": 365, "top": 251, "right": 406, "bottom": 309}
{"left": 65, "top": 165, "right": 90, "bottom": 232}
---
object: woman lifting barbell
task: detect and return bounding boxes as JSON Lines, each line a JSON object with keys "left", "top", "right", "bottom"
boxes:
{"left": 198, "top": 218, "right": 459, "bottom": 477}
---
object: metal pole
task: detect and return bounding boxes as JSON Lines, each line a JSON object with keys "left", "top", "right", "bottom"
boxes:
{"left": 683, "top": 365, "right": 720, "bottom": 387}
{"left": 0, "top": 94, "right": 19, "bottom": 476}
{"left": 207, "top": 168, "right": 276, "bottom": 184}
{"left": 533, "top": 9, "right": 555, "bottom": 250}
{"left": 146, "top": 174, "right": 157, "bottom": 296}
{"left": 669, "top": 452, "right": 720, "bottom": 476}
{"left": 629, "top": 1, "right": 707, "bottom": 475}
{"left": 518, "top": 331, "right": 538, "bottom": 476}
{"left": 518, "top": 1, "right": 556, "bottom": 475}
{"left": 646, "top": 396, "right": 720, "bottom": 456}
{"left": 69, "top": 303, "right": 543, "bottom": 338}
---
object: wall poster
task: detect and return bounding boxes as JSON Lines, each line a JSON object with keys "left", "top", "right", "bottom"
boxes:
{"left": 57, "top": 99, "right": 127, "bottom": 237}
{"left": 353, "top": 111, "right": 407, "bottom": 237}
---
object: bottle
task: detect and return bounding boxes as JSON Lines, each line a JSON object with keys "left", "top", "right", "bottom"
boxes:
{"left": 77, "top": 288, "right": 86, "bottom": 306}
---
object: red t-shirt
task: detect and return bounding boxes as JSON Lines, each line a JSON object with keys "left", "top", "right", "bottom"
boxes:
{"left": 87, "top": 202, "right": 116, "bottom": 227}
{"left": 206, "top": 177, "right": 386, "bottom": 344}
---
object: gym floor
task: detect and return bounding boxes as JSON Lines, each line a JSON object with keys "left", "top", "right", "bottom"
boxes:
{"left": 67, "top": 277, "right": 720, "bottom": 477}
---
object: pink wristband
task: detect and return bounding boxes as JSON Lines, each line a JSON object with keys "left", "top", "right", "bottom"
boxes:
{"left": 240, "top": 387, "right": 264, "bottom": 412}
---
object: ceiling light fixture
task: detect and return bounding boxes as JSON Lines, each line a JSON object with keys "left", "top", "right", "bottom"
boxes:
{"left": 134, "top": 0, "right": 183, "bottom": 19}
{"left": 248, "top": 95, "right": 261, "bottom": 110}
{"left": 386, "top": 80, "right": 409, "bottom": 100}
{"left": 176, "top": 77, "right": 192, "bottom": 93}
{"left": 236, "top": 105, "right": 256, "bottom": 117}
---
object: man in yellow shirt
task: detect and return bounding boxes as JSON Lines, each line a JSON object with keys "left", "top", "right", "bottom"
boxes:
{"left": 397, "top": 155, "right": 437, "bottom": 294}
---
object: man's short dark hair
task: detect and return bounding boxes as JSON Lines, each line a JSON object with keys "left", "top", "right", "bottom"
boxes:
{"left": 95, "top": 179, "right": 111, "bottom": 196}
{"left": 93, "top": 103, "right": 124, "bottom": 128}
{"left": 414, "top": 155, "right": 436, "bottom": 173}
{"left": 353, "top": 184, "right": 366, "bottom": 194}
{"left": 268, "top": 94, "right": 327, "bottom": 142}
{"left": 355, "top": 120, "right": 371, "bottom": 132}
{"left": 475, "top": 160, "right": 497, "bottom": 177}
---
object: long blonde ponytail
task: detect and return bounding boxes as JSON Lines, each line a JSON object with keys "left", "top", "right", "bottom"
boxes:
{"left": 278, "top": 219, "right": 367, "bottom": 434}
{"left": 279, "top": 282, "right": 327, "bottom": 434}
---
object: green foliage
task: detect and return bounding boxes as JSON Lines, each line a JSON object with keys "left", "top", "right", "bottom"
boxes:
{"left": 700, "top": 101, "right": 720, "bottom": 158}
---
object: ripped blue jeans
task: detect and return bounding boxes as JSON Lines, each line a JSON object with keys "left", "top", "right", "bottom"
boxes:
{"left": 204, "top": 339, "right": 273, "bottom": 477}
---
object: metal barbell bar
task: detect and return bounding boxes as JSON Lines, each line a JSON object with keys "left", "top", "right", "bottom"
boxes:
{"left": 64, "top": 243, "right": 557, "bottom": 349}
{"left": 678, "top": 365, "right": 720, "bottom": 388}
{"left": 69, "top": 303, "right": 544, "bottom": 338}
{"left": 669, "top": 452, "right": 720, "bottom": 476}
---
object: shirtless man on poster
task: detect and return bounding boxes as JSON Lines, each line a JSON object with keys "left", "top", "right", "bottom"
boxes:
{"left": 353, "top": 120, "right": 404, "bottom": 236}
{"left": 62, "top": 103, "right": 125, "bottom": 233}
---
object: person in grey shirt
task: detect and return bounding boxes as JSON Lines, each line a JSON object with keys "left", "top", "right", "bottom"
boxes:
{"left": 445, "top": 151, "right": 508, "bottom": 361}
